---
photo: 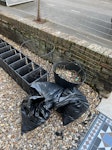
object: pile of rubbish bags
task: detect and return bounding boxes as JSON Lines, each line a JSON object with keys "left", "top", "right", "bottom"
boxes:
{"left": 21, "top": 82, "right": 89, "bottom": 134}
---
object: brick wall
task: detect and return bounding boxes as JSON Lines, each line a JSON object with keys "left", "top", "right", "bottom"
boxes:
{"left": 0, "top": 14, "right": 112, "bottom": 97}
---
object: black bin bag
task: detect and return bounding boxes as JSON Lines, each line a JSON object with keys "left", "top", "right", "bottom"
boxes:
{"left": 31, "top": 82, "right": 64, "bottom": 108}
{"left": 21, "top": 96, "right": 51, "bottom": 134}
{"left": 21, "top": 82, "right": 89, "bottom": 134}
{"left": 21, "top": 82, "right": 63, "bottom": 134}
{"left": 54, "top": 88, "right": 89, "bottom": 125}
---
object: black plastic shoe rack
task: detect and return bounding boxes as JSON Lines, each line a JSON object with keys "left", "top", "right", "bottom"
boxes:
{"left": 0, "top": 38, "right": 48, "bottom": 94}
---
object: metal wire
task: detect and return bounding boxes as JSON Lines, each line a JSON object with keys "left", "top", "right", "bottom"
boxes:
{"left": 20, "top": 39, "right": 55, "bottom": 81}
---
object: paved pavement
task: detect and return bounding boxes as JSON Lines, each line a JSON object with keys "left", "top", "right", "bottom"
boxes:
{"left": 13, "top": 0, "right": 112, "bottom": 49}
{"left": 97, "top": 92, "right": 112, "bottom": 119}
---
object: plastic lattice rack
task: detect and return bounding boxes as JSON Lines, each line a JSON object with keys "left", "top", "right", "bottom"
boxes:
{"left": 0, "top": 38, "right": 48, "bottom": 94}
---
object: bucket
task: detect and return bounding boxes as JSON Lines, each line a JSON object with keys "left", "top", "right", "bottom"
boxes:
{"left": 53, "top": 61, "right": 86, "bottom": 88}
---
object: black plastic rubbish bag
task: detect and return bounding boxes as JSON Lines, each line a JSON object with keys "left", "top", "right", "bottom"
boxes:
{"left": 55, "top": 88, "right": 89, "bottom": 125}
{"left": 21, "top": 82, "right": 63, "bottom": 134}
{"left": 31, "top": 82, "right": 64, "bottom": 109}
{"left": 31, "top": 82, "right": 63, "bottom": 102}
{"left": 21, "top": 95, "right": 51, "bottom": 134}
{"left": 21, "top": 82, "right": 89, "bottom": 133}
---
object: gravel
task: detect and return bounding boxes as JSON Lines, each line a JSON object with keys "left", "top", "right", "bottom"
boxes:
{"left": 0, "top": 34, "right": 100, "bottom": 150}
{"left": 55, "top": 68, "right": 81, "bottom": 83}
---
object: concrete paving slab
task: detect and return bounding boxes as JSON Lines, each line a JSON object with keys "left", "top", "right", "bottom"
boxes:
{"left": 97, "top": 92, "right": 112, "bottom": 119}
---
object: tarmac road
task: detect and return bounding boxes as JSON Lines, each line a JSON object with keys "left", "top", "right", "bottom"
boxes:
{"left": 14, "top": 0, "right": 112, "bottom": 48}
